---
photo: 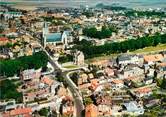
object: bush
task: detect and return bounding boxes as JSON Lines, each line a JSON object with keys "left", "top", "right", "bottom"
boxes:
{"left": 38, "top": 108, "right": 49, "bottom": 117}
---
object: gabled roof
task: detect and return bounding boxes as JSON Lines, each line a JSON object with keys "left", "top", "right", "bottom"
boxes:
{"left": 117, "top": 55, "right": 131, "bottom": 61}
{"left": 158, "top": 62, "right": 166, "bottom": 67}
{"left": 144, "top": 54, "right": 164, "bottom": 62}
{"left": 85, "top": 104, "right": 98, "bottom": 117}
{"left": 0, "top": 37, "right": 8, "bottom": 41}
{"left": 104, "top": 68, "right": 114, "bottom": 75}
{"left": 46, "top": 33, "right": 62, "bottom": 42}
{"left": 111, "top": 79, "right": 123, "bottom": 84}
{"left": 123, "top": 101, "right": 143, "bottom": 112}
{"left": 41, "top": 76, "right": 54, "bottom": 86}
{"left": 10, "top": 108, "right": 32, "bottom": 116}
{"left": 2, "top": 107, "right": 32, "bottom": 117}
{"left": 135, "top": 87, "right": 152, "bottom": 94}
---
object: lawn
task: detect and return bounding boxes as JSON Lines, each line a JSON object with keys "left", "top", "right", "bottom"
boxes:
{"left": 63, "top": 65, "right": 78, "bottom": 69}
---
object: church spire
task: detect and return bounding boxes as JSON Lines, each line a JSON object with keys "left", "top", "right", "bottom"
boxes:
{"left": 43, "top": 21, "right": 49, "bottom": 48}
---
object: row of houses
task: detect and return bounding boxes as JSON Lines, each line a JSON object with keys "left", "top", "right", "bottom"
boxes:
{"left": 75, "top": 52, "right": 166, "bottom": 117}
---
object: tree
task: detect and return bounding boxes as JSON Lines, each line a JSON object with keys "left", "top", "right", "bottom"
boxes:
{"left": 0, "top": 51, "right": 48, "bottom": 77}
{"left": 0, "top": 79, "right": 22, "bottom": 103}
{"left": 84, "top": 97, "right": 93, "bottom": 105}
{"left": 70, "top": 72, "right": 79, "bottom": 86}
{"left": 161, "top": 34, "right": 166, "bottom": 44}
{"left": 160, "top": 77, "right": 166, "bottom": 89}
{"left": 57, "top": 76, "right": 64, "bottom": 82}
{"left": 58, "top": 54, "right": 73, "bottom": 63}
{"left": 0, "top": 26, "right": 4, "bottom": 33}
{"left": 73, "top": 33, "right": 165, "bottom": 59}
{"left": 38, "top": 108, "right": 49, "bottom": 117}
{"left": 83, "top": 26, "right": 113, "bottom": 39}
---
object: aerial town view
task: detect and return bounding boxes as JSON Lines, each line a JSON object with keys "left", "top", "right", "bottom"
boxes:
{"left": 0, "top": 0, "right": 166, "bottom": 117}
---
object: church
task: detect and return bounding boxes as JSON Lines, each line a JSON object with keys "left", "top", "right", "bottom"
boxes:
{"left": 42, "top": 22, "right": 69, "bottom": 51}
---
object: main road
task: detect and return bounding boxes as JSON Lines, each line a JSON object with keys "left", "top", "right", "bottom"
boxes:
{"left": 24, "top": 28, "right": 84, "bottom": 117}
{"left": 45, "top": 49, "right": 84, "bottom": 117}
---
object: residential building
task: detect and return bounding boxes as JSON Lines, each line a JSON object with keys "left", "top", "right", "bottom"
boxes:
{"left": 0, "top": 37, "right": 9, "bottom": 46}
{"left": 104, "top": 68, "right": 114, "bottom": 77}
{"left": 111, "top": 79, "right": 124, "bottom": 90}
{"left": 134, "top": 87, "right": 152, "bottom": 98}
{"left": 121, "top": 66, "right": 144, "bottom": 78}
{"left": 85, "top": 104, "right": 98, "bottom": 117}
{"left": 2, "top": 107, "right": 32, "bottom": 117}
{"left": 116, "top": 55, "right": 144, "bottom": 66}
{"left": 144, "top": 76, "right": 153, "bottom": 84}
{"left": 20, "top": 69, "right": 41, "bottom": 81}
{"left": 74, "top": 51, "right": 84, "bottom": 66}
{"left": 122, "top": 101, "right": 144, "bottom": 115}
{"left": 144, "top": 54, "right": 164, "bottom": 64}
{"left": 98, "top": 104, "right": 112, "bottom": 116}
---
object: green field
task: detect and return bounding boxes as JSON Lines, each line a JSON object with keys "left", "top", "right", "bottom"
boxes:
{"left": 63, "top": 65, "right": 78, "bottom": 69}
{"left": 130, "top": 44, "right": 166, "bottom": 54}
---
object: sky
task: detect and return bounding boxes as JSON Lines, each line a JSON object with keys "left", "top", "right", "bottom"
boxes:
{"left": 4, "top": 0, "right": 166, "bottom": 8}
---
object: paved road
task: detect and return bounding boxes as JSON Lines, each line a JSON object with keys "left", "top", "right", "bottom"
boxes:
{"left": 63, "top": 71, "right": 84, "bottom": 117}
{"left": 47, "top": 54, "right": 84, "bottom": 117}
{"left": 22, "top": 27, "right": 84, "bottom": 117}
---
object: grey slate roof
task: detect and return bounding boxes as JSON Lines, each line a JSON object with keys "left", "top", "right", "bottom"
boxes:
{"left": 46, "top": 33, "right": 62, "bottom": 42}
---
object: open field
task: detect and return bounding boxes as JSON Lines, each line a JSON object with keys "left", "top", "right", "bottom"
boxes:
{"left": 129, "top": 44, "right": 166, "bottom": 54}
{"left": 85, "top": 54, "right": 119, "bottom": 64}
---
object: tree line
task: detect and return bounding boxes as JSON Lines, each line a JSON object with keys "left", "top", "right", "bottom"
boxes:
{"left": 76, "top": 33, "right": 166, "bottom": 58}
{"left": 0, "top": 51, "right": 48, "bottom": 77}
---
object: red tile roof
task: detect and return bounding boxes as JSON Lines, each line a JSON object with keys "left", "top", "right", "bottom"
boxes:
{"left": 2, "top": 108, "right": 32, "bottom": 117}
{"left": 0, "top": 37, "right": 8, "bottom": 41}
{"left": 144, "top": 54, "right": 164, "bottom": 62}
{"left": 79, "top": 83, "right": 91, "bottom": 89}
{"left": 111, "top": 79, "right": 123, "bottom": 84}
{"left": 41, "top": 76, "right": 54, "bottom": 86}
{"left": 85, "top": 104, "right": 98, "bottom": 117}
{"left": 104, "top": 68, "right": 114, "bottom": 76}
{"left": 135, "top": 87, "right": 152, "bottom": 94}
{"left": 158, "top": 62, "right": 166, "bottom": 67}
{"left": 10, "top": 108, "right": 32, "bottom": 116}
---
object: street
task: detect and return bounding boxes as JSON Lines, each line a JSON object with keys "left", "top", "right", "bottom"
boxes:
{"left": 24, "top": 28, "right": 84, "bottom": 117}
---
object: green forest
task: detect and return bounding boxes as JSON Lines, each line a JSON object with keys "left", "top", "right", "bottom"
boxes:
{"left": 83, "top": 25, "right": 117, "bottom": 39}
{"left": 0, "top": 51, "right": 48, "bottom": 77}
{"left": 0, "top": 79, "right": 22, "bottom": 102}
